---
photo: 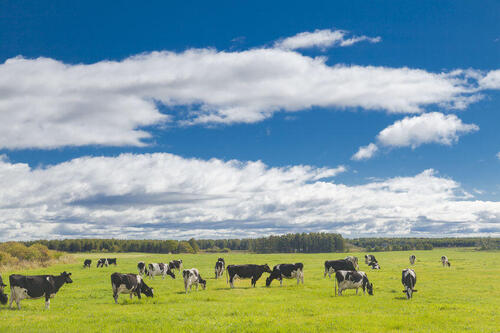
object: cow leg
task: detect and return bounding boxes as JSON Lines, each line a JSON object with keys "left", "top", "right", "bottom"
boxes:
{"left": 301, "top": 272, "right": 304, "bottom": 284}
{"left": 229, "top": 276, "right": 234, "bottom": 289}
{"left": 279, "top": 278, "right": 283, "bottom": 287}
{"left": 297, "top": 276, "right": 300, "bottom": 285}
{"left": 8, "top": 289, "right": 14, "bottom": 308}
{"left": 113, "top": 292, "right": 119, "bottom": 304}
{"left": 251, "top": 277, "right": 257, "bottom": 287}
{"left": 356, "top": 288, "right": 358, "bottom": 295}
{"left": 129, "top": 293, "right": 133, "bottom": 299}
{"left": 45, "top": 294, "right": 50, "bottom": 309}
{"left": 136, "top": 291, "right": 141, "bottom": 300}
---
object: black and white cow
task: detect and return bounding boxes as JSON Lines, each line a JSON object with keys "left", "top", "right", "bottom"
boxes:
{"left": 97, "top": 258, "right": 108, "bottom": 268}
{"left": 409, "top": 255, "right": 416, "bottom": 265}
{"left": 402, "top": 268, "right": 417, "bottom": 299}
{"left": 226, "top": 264, "right": 272, "bottom": 288}
{"left": 9, "top": 272, "right": 73, "bottom": 309}
{"left": 183, "top": 268, "right": 206, "bottom": 293}
{"left": 324, "top": 259, "right": 356, "bottom": 278}
{"left": 147, "top": 263, "right": 175, "bottom": 279}
{"left": 111, "top": 273, "right": 153, "bottom": 304}
{"left": 365, "top": 254, "right": 377, "bottom": 265}
{"left": 441, "top": 256, "right": 450, "bottom": 267}
{"left": 345, "top": 256, "right": 359, "bottom": 269}
{"left": 137, "top": 261, "right": 146, "bottom": 275}
{"left": 0, "top": 274, "right": 8, "bottom": 305}
{"left": 368, "top": 261, "right": 380, "bottom": 270}
{"left": 215, "top": 259, "right": 225, "bottom": 279}
{"left": 335, "top": 270, "right": 373, "bottom": 296}
{"left": 168, "top": 259, "right": 183, "bottom": 272}
{"left": 266, "top": 263, "right": 304, "bottom": 287}
{"left": 107, "top": 258, "right": 117, "bottom": 266}
{"left": 83, "top": 259, "right": 92, "bottom": 268}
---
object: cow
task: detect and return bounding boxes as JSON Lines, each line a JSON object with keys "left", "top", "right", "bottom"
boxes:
{"left": 345, "top": 256, "right": 359, "bottom": 269}
{"left": 9, "top": 272, "right": 73, "bottom": 309}
{"left": 409, "top": 255, "right": 416, "bottom": 265}
{"left": 137, "top": 261, "right": 146, "bottom": 275}
{"left": 324, "top": 259, "right": 356, "bottom": 278}
{"left": 402, "top": 268, "right": 417, "bottom": 299}
{"left": 0, "top": 274, "right": 8, "bottom": 305}
{"left": 111, "top": 273, "right": 153, "bottom": 304}
{"left": 97, "top": 258, "right": 108, "bottom": 268}
{"left": 335, "top": 270, "right": 373, "bottom": 296}
{"left": 365, "top": 254, "right": 377, "bottom": 265}
{"left": 83, "top": 259, "right": 92, "bottom": 268}
{"left": 183, "top": 268, "right": 206, "bottom": 293}
{"left": 368, "top": 262, "right": 380, "bottom": 270}
{"left": 147, "top": 263, "right": 175, "bottom": 279}
{"left": 168, "top": 259, "right": 183, "bottom": 272}
{"left": 226, "top": 264, "right": 272, "bottom": 288}
{"left": 441, "top": 256, "right": 450, "bottom": 267}
{"left": 215, "top": 260, "right": 224, "bottom": 279}
{"left": 266, "top": 263, "right": 304, "bottom": 287}
{"left": 107, "top": 258, "right": 117, "bottom": 266}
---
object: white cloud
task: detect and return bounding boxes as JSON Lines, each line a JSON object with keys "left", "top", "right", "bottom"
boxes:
{"left": 274, "top": 29, "right": 380, "bottom": 50}
{"left": 479, "top": 69, "right": 500, "bottom": 89}
{"left": 352, "top": 143, "right": 379, "bottom": 160}
{"left": 0, "top": 40, "right": 482, "bottom": 149}
{"left": 0, "top": 153, "right": 498, "bottom": 240}
{"left": 497, "top": 152, "right": 500, "bottom": 160}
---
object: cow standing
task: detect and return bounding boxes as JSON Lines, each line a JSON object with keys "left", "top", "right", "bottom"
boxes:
{"left": 402, "top": 268, "right": 417, "bottom": 299}
{"left": 324, "top": 259, "right": 356, "bottom": 278}
{"left": 9, "top": 272, "right": 73, "bottom": 309}
{"left": 111, "top": 273, "right": 153, "bottom": 304}
{"left": 183, "top": 268, "right": 206, "bottom": 293}
{"left": 83, "top": 259, "right": 92, "bottom": 268}
{"left": 215, "top": 259, "right": 225, "bottom": 279}
{"left": 345, "top": 256, "right": 359, "bottom": 270}
{"left": 107, "top": 258, "right": 117, "bottom": 266}
{"left": 226, "top": 264, "right": 272, "bottom": 288}
{"left": 97, "top": 258, "right": 108, "bottom": 268}
{"left": 365, "top": 254, "right": 377, "bottom": 265}
{"left": 335, "top": 270, "right": 373, "bottom": 296}
{"left": 147, "top": 263, "right": 175, "bottom": 279}
{"left": 137, "top": 261, "right": 146, "bottom": 275}
{"left": 266, "top": 263, "right": 304, "bottom": 287}
{"left": 169, "top": 259, "right": 183, "bottom": 272}
{"left": 0, "top": 274, "right": 8, "bottom": 305}
{"left": 409, "top": 255, "right": 416, "bottom": 265}
{"left": 441, "top": 256, "right": 451, "bottom": 267}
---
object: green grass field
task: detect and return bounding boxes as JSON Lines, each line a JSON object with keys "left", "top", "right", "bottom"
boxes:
{"left": 0, "top": 249, "right": 499, "bottom": 332}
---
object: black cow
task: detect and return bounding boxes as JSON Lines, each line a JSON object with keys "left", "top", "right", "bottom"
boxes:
{"left": 335, "top": 270, "right": 373, "bottom": 296}
{"left": 97, "top": 258, "right": 108, "bottom": 268}
{"left": 226, "top": 264, "right": 272, "bottom": 288}
{"left": 365, "top": 254, "right": 378, "bottom": 265}
{"left": 266, "top": 263, "right": 304, "bottom": 287}
{"left": 402, "top": 268, "right": 417, "bottom": 299}
{"left": 9, "top": 272, "right": 73, "bottom": 309}
{"left": 168, "top": 259, "right": 183, "bottom": 272}
{"left": 215, "top": 258, "right": 225, "bottom": 279}
{"left": 324, "top": 259, "right": 356, "bottom": 278}
{"left": 137, "top": 261, "right": 146, "bottom": 275}
{"left": 0, "top": 274, "right": 8, "bottom": 305}
{"left": 83, "top": 259, "right": 92, "bottom": 268}
{"left": 111, "top": 272, "right": 153, "bottom": 304}
{"left": 107, "top": 258, "right": 117, "bottom": 266}
{"left": 409, "top": 255, "right": 416, "bottom": 265}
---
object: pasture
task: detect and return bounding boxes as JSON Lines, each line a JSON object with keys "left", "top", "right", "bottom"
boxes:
{"left": 0, "top": 249, "right": 499, "bottom": 332}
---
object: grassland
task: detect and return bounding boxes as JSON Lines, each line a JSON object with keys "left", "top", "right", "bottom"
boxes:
{"left": 0, "top": 249, "right": 499, "bottom": 332}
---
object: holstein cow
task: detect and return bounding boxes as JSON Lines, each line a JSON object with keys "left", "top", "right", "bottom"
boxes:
{"left": 226, "top": 264, "right": 272, "bottom": 288}
{"left": 365, "top": 254, "right": 377, "bottom": 265}
{"left": 402, "top": 268, "right": 417, "bottom": 299}
{"left": 9, "top": 272, "right": 73, "bottom": 309}
{"left": 368, "top": 262, "right": 380, "bottom": 270}
{"left": 107, "top": 258, "right": 117, "bottom": 266}
{"left": 147, "top": 263, "right": 175, "bottom": 280}
{"left": 441, "top": 256, "right": 451, "bottom": 267}
{"left": 97, "top": 258, "right": 108, "bottom": 268}
{"left": 110, "top": 273, "right": 153, "bottom": 304}
{"left": 409, "top": 255, "right": 416, "bottom": 265}
{"left": 345, "top": 256, "right": 359, "bottom": 269}
{"left": 183, "top": 268, "right": 206, "bottom": 293}
{"left": 137, "top": 261, "right": 146, "bottom": 275}
{"left": 0, "top": 274, "right": 8, "bottom": 305}
{"left": 83, "top": 259, "right": 92, "bottom": 268}
{"left": 169, "top": 259, "right": 183, "bottom": 272}
{"left": 335, "top": 270, "right": 373, "bottom": 296}
{"left": 324, "top": 259, "right": 356, "bottom": 278}
{"left": 215, "top": 260, "right": 224, "bottom": 279}
{"left": 266, "top": 263, "right": 304, "bottom": 287}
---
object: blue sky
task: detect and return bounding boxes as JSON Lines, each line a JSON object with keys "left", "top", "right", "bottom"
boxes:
{"left": 0, "top": 0, "right": 499, "bottom": 240}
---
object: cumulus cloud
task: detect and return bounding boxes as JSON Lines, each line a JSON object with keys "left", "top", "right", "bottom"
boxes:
{"left": 479, "top": 69, "right": 500, "bottom": 89}
{"left": 352, "top": 143, "right": 379, "bottom": 161}
{"left": 0, "top": 153, "right": 498, "bottom": 240}
{"left": 274, "top": 29, "right": 380, "bottom": 50}
{"left": 0, "top": 38, "right": 483, "bottom": 149}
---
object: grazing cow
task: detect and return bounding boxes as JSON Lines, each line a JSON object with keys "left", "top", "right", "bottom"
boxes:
{"left": 335, "top": 270, "right": 373, "bottom": 296}
{"left": 324, "top": 259, "right": 356, "bottom": 278}
{"left": 368, "top": 262, "right": 380, "bottom": 270}
{"left": 107, "top": 258, "right": 117, "bottom": 266}
{"left": 83, "top": 259, "right": 92, "bottom": 268}
{"left": 0, "top": 274, "right": 8, "bottom": 305}
{"left": 365, "top": 254, "right": 378, "bottom": 265}
{"left": 409, "top": 255, "right": 416, "bottom": 265}
{"left": 111, "top": 273, "right": 153, "bottom": 304}
{"left": 147, "top": 263, "right": 175, "bottom": 279}
{"left": 226, "top": 264, "right": 272, "bottom": 288}
{"left": 266, "top": 263, "right": 304, "bottom": 287}
{"left": 97, "top": 258, "right": 108, "bottom": 268}
{"left": 137, "top": 261, "right": 146, "bottom": 275}
{"left": 441, "top": 256, "right": 450, "bottom": 267}
{"left": 215, "top": 260, "right": 224, "bottom": 279}
{"left": 402, "top": 268, "right": 417, "bottom": 299}
{"left": 345, "top": 256, "right": 359, "bottom": 269}
{"left": 9, "top": 272, "right": 73, "bottom": 309}
{"left": 168, "top": 259, "right": 183, "bottom": 272}
{"left": 183, "top": 268, "right": 206, "bottom": 293}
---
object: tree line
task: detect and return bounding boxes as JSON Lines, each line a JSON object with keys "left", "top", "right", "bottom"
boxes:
{"left": 349, "top": 237, "right": 500, "bottom": 252}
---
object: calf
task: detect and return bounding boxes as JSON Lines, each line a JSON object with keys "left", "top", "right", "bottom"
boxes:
{"left": 183, "top": 268, "right": 206, "bottom": 293}
{"left": 345, "top": 256, "right": 359, "bottom": 269}
{"left": 266, "top": 263, "right": 304, "bottom": 287}
{"left": 215, "top": 260, "right": 224, "bottom": 279}
{"left": 402, "top": 268, "right": 417, "bottom": 299}
{"left": 409, "top": 255, "right": 416, "bottom": 265}
{"left": 168, "top": 259, "right": 183, "bottom": 272}
{"left": 107, "top": 258, "right": 117, "bottom": 266}
{"left": 83, "top": 259, "right": 92, "bottom": 268}
{"left": 335, "top": 270, "right": 373, "bottom": 296}
{"left": 137, "top": 261, "right": 146, "bottom": 275}
{"left": 226, "top": 264, "right": 272, "bottom": 288}
{"left": 324, "top": 259, "right": 356, "bottom": 278}
{"left": 0, "top": 274, "right": 8, "bottom": 305}
{"left": 441, "top": 256, "right": 450, "bottom": 267}
{"left": 97, "top": 258, "right": 108, "bottom": 268}
{"left": 368, "top": 262, "right": 380, "bottom": 270}
{"left": 111, "top": 273, "right": 153, "bottom": 304}
{"left": 147, "top": 263, "right": 175, "bottom": 279}
{"left": 9, "top": 272, "right": 73, "bottom": 309}
{"left": 365, "top": 254, "right": 377, "bottom": 265}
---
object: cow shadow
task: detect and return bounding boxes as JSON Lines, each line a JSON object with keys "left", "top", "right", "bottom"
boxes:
{"left": 394, "top": 296, "right": 408, "bottom": 300}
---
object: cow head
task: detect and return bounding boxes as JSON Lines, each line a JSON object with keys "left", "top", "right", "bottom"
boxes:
{"left": 61, "top": 272, "right": 73, "bottom": 283}
{"left": 0, "top": 292, "right": 8, "bottom": 305}
{"left": 166, "top": 267, "right": 176, "bottom": 279}
{"left": 141, "top": 282, "right": 154, "bottom": 298}
{"left": 265, "top": 269, "right": 279, "bottom": 287}
{"left": 367, "top": 282, "right": 373, "bottom": 295}
{"left": 199, "top": 277, "right": 207, "bottom": 290}
{"left": 262, "top": 264, "right": 272, "bottom": 273}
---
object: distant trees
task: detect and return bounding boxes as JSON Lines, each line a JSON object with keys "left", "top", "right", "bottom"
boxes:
{"left": 349, "top": 237, "right": 499, "bottom": 252}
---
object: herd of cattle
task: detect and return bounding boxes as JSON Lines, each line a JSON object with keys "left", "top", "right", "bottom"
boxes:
{"left": 0, "top": 254, "right": 452, "bottom": 309}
